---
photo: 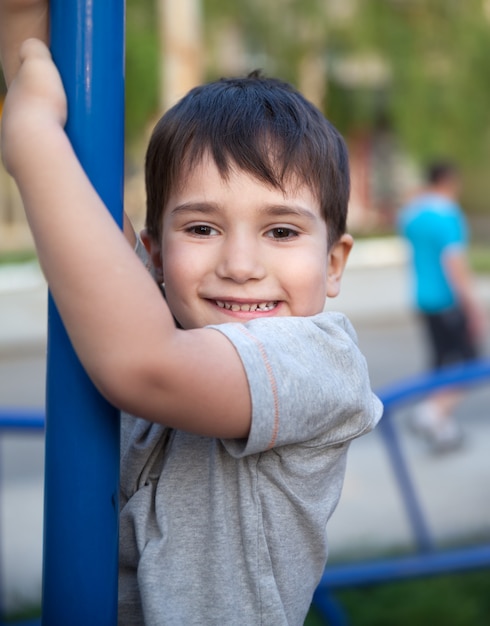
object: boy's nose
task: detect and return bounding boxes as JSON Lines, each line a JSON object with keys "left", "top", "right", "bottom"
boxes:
{"left": 215, "top": 237, "right": 266, "bottom": 283}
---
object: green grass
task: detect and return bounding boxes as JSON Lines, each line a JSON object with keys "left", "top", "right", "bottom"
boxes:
{"left": 0, "top": 249, "right": 37, "bottom": 265}
{"left": 306, "top": 570, "right": 490, "bottom": 625}
{"left": 4, "top": 606, "right": 41, "bottom": 623}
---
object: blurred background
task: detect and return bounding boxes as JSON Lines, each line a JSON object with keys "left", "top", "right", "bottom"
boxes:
{"left": 1, "top": 1, "right": 490, "bottom": 624}
{"left": 2, "top": 0, "right": 490, "bottom": 248}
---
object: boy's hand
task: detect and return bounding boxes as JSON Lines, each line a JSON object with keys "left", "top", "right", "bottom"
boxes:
{"left": 1, "top": 38, "right": 66, "bottom": 177}
{"left": 0, "top": 0, "right": 50, "bottom": 84}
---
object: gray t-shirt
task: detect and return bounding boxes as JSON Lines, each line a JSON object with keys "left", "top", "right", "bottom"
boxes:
{"left": 118, "top": 312, "right": 382, "bottom": 625}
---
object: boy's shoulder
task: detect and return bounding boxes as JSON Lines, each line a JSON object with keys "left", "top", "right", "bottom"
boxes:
{"left": 211, "top": 309, "right": 356, "bottom": 338}
{"left": 209, "top": 311, "right": 359, "bottom": 362}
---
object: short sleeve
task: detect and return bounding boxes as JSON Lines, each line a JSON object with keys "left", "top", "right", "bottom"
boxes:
{"left": 209, "top": 312, "right": 383, "bottom": 457}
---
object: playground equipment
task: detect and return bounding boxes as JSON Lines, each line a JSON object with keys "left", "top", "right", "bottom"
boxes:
{"left": 313, "top": 357, "right": 490, "bottom": 625}
{"left": 44, "top": 2, "right": 124, "bottom": 625}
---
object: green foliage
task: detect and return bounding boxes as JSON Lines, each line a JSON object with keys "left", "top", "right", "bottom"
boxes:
{"left": 4, "top": 605, "right": 42, "bottom": 623}
{"left": 0, "top": 249, "right": 37, "bottom": 265}
{"left": 3, "top": 0, "right": 490, "bottom": 183}
{"left": 352, "top": 0, "right": 490, "bottom": 166}
{"left": 122, "top": 0, "right": 490, "bottom": 200}
{"left": 201, "top": 0, "right": 490, "bottom": 179}
{"left": 203, "top": 0, "right": 331, "bottom": 85}
{"left": 125, "top": 0, "right": 159, "bottom": 144}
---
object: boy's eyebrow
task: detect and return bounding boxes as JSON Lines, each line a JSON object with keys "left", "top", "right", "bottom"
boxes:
{"left": 170, "top": 202, "right": 220, "bottom": 217}
{"left": 263, "top": 204, "right": 318, "bottom": 222}
{"left": 170, "top": 202, "right": 318, "bottom": 221}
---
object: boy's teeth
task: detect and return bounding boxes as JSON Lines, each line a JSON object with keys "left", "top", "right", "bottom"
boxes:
{"left": 216, "top": 300, "right": 277, "bottom": 312}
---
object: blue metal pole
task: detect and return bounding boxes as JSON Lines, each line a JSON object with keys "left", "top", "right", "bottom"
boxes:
{"left": 43, "top": 2, "right": 124, "bottom": 625}
{"left": 377, "top": 409, "right": 434, "bottom": 552}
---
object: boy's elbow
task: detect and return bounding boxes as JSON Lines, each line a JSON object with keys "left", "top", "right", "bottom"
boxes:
{"left": 86, "top": 351, "right": 159, "bottom": 415}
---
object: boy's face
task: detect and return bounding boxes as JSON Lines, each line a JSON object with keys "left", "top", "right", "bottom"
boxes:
{"left": 143, "top": 155, "right": 352, "bottom": 330}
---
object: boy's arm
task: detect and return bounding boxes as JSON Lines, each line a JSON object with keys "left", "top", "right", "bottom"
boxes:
{"left": 443, "top": 249, "right": 487, "bottom": 340}
{"left": 2, "top": 40, "right": 252, "bottom": 439}
{"left": 0, "top": 0, "right": 49, "bottom": 85}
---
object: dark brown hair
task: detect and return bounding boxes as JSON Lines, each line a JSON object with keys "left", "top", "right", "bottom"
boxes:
{"left": 426, "top": 160, "right": 459, "bottom": 185}
{"left": 145, "top": 72, "right": 350, "bottom": 248}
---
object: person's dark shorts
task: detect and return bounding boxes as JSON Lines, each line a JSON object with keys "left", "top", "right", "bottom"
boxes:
{"left": 420, "top": 305, "right": 479, "bottom": 369}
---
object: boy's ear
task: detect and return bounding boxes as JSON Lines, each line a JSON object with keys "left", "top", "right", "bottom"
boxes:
{"left": 326, "top": 234, "right": 353, "bottom": 298}
{"left": 140, "top": 228, "right": 164, "bottom": 283}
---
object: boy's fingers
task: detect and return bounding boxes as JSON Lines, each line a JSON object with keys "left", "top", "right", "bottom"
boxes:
{"left": 19, "top": 37, "right": 51, "bottom": 62}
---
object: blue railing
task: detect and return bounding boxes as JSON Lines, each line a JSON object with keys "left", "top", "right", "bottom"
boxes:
{"left": 313, "top": 357, "right": 490, "bottom": 625}
{"left": 0, "top": 411, "right": 44, "bottom": 432}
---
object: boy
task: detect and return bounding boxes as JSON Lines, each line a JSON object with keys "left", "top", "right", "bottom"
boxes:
{"left": 1, "top": 7, "right": 382, "bottom": 625}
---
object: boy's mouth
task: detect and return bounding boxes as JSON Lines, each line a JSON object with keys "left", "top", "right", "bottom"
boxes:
{"left": 215, "top": 300, "right": 278, "bottom": 312}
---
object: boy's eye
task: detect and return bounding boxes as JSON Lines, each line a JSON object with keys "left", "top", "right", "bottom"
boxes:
{"left": 188, "top": 225, "right": 218, "bottom": 236}
{"left": 267, "top": 227, "right": 299, "bottom": 239}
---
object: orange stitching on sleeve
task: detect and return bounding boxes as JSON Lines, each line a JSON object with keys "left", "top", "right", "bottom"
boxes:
{"left": 238, "top": 327, "right": 280, "bottom": 449}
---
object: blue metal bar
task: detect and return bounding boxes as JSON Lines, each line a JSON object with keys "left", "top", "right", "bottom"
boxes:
{"left": 0, "top": 410, "right": 44, "bottom": 431}
{"left": 377, "top": 358, "right": 490, "bottom": 408}
{"left": 42, "top": 3, "right": 125, "bottom": 625}
{"left": 377, "top": 410, "right": 434, "bottom": 552}
{"left": 314, "top": 359, "right": 490, "bottom": 624}
{"left": 374, "top": 358, "right": 490, "bottom": 553}
{"left": 311, "top": 588, "right": 349, "bottom": 626}
{"left": 318, "top": 543, "right": 490, "bottom": 589}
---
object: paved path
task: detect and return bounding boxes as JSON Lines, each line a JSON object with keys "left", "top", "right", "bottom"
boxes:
{"left": 1, "top": 238, "right": 489, "bottom": 613}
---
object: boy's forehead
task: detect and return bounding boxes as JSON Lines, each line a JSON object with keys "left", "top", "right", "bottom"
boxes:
{"left": 172, "top": 151, "right": 318, "bottom": 202}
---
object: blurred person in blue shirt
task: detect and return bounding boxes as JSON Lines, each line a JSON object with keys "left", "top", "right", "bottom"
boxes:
{"left": 398, "top": 160, "right": 487, "bottom": 452}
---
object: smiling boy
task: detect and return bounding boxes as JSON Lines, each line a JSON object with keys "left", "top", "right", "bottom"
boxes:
{"left": 1, "top": 7, "right": 382, "bottom": 624}
{"left": 147, "top": 156, "right": 334, "bottom": 327}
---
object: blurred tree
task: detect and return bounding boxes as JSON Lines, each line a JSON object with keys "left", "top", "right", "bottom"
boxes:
{"left": 203, "top": 0, "right": 490, "bottom": 161}
{"left": 349, "top": 0, "right": 490, "bottom": 167}
{"left": 2, "top": 0, "right": 488, "bottom": 176}
{"left": 0, "top": 1, "right": 487, "bottom": 229}
{"left": 126, "top": 0, "right": 159, "bottom": 145}
{"left": 346, "top": 0, "right": 490, "bottom": 215}
{"left": 158, "top": 0, "right": 203, "bottom": 110}
{"left": 201, "top": 0, "right": 490, "bottom": 214}
{"left": 203, "top": 0, "right": 343, "bottom": 108}
{"left": 126, "top": 0, "right": 203, "bottom": 145}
